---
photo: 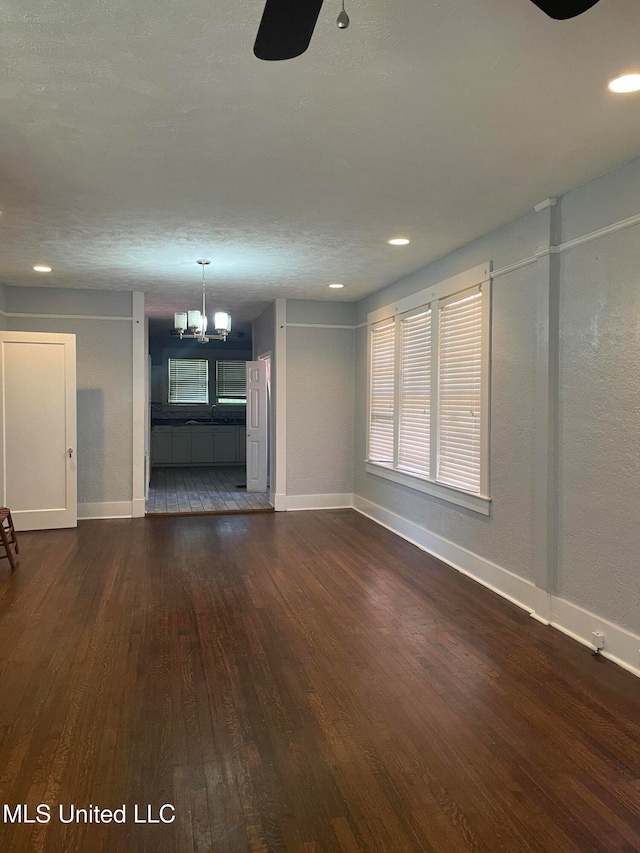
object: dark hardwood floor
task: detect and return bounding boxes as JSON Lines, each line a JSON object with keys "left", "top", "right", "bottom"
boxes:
{"left": 0, "top": 511, "right": 638, "bottom": 852}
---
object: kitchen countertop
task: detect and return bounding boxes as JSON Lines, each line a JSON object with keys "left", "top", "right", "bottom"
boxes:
{"left": 152, "top": 419, "right": 246, "bottom": 427}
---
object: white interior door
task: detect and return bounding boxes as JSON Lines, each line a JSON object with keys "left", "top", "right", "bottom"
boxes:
{"left": 246, "top": 360, "right": 267, "bottom": 493}
{"left": 0, "top": 332, "right": 77, "bottom": 530}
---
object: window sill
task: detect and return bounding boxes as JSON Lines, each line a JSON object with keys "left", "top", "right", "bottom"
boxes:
{"left": 365, "top": 462, "right": 491, "bottom": 516}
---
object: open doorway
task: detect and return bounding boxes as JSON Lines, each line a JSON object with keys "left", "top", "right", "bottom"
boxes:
{"left": 145, "top": 317, "right": 272, "bottom": 516}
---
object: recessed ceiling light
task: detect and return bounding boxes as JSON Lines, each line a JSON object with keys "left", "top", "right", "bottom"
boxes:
{"left": 33, "top": 265, "right": 52, "bottom": 272}
{"left": 328, "top": 282, "right": 344, "bottom": 289}
{"left": 608, "top": 73, "right": 640, "bottom": 94}
{"left": 387, "top": 237, "right": 410, "bottom": 246}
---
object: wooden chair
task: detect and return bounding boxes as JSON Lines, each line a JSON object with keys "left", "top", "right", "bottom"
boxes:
{"left": 0, "top": 508, "right": 19, "bottom": 571}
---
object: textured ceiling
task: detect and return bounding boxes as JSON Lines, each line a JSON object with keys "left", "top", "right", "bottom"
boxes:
{"left": 1, "top": 0, "right": 639, "bottom": 321}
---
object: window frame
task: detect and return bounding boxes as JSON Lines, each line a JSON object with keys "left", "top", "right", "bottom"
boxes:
{"left": 215, "top": 360, "right": 247, "bottom": 406}
{"left": 167, "top": 358, "right": 209, "bottom": 405}
{"left": 365, "top": 262, "right": 492, "bottom": 515}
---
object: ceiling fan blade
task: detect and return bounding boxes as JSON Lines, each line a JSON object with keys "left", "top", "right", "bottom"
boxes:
{"left": 529, "top": 0, "right": 600, "bottom": 19}
{"left": 254, "top": 0, "right": 325, "bottom": 60}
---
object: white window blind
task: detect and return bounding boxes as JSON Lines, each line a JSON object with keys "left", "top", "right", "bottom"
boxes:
{"left": 398, "top": 310, "right": 431, "bottom": 475}
{"left": 437, "top": 288, "right": 482, "bottom": 494}
{"left": 216, "top": 361, "right": 247, "bottom": 404}
{"left": 168, "top": 359, "right": 209, "bottom": 404}
{"left": 369, "top": 323, "right": 395, "bottom": 462}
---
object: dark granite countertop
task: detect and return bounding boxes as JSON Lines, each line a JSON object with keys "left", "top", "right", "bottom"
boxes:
{"left": 152, "top": 419, "right": 246, "bottom": 427}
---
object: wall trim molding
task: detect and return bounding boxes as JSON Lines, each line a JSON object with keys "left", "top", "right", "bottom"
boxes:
{"left": 491, "top": 256, "right": 537, "bottom": 279}
{"left": 490, "top": 209, "right": 640, "bottom": 280}
{"left": 285, "top": 493, "right": 354, "bottom": 511}
{"left": 286, "top": 322, "right": 356, "bottom": 330}
{"left": 557, "top": 210, "right": 640, "bottom": 254}
{"left": 353, "top": 495, "right": 639, "bottom": 679}
{"left": 78, "top": 501, "right": 133, "bottom": 519}
{"left": 1, "top": 311, "right": 133, "bottom": 321}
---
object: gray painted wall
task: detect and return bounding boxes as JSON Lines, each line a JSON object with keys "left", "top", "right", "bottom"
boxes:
{"left": 5, "top": 286, "right": 132, "bottom": 318}
{"left": 5, "top": 286, "right": 134, "bottom": 505}
{"left": 0, "top": 284, "right": 5, "bottom": 330}
{"left": 557, "top": 226, "right": 640, "bottom": 632}
{"left": 253, "top": 302, "right": 275, "bottom": 359}
{"left": 287, "top": 299, "right": 356, "bottom": 326}
{"left": 558, "top": 157, "right": 640, "bottom": 245}
{"left": 354, "top": 154, "right": 640, "bottom": 637}
{"left": 285, "top": 300, "right": 354, "bottom": 497}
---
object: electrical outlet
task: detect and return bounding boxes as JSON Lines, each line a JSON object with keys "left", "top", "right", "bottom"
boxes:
{"left": 591, "top": 631, "right": 604, "bottom": 650}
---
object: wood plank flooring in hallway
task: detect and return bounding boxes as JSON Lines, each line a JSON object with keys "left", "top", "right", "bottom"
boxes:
{"left": 146, "top": 465, "right": 272, "bottom": 514}
{"left": 0, "top": 511, "right": 638, "bottom": 852}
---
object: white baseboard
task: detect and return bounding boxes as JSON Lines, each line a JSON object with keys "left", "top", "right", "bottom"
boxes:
{"left": 353, "top": 495, "right": 542, "bottom": 614}
{"left": 353, "top": 495, "right": 640, "bottom": 679}
{"left": 131, "top": 498, "right": 146, "bottom": 518}
{"left": 550, "top": 597, "right": 640, "bottom": 678}
{"left": 78, "top": 501, "right": 133, "bottom": 520}
{"left": 285, "top": 493, "right": 354, "bottom": 511}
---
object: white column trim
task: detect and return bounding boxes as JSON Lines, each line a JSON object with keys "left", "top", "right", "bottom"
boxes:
{"left": 531, "top": 204, "right": 561, "bottom": 595}
{"left": 132, "top": 292, "right": 146, "bottom": 518}
{"left": 274, "top": 298, "right": 287, "bottom": 509}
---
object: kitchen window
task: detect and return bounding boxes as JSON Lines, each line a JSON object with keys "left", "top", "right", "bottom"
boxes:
{"left": 216, "top": 361, "right": 247, "bottom": 405}
{"left": 366, "top": 263, "right": 491, "bottom": 514}
{"left": 168, "top": 358, "right": 209, "bottom": 404}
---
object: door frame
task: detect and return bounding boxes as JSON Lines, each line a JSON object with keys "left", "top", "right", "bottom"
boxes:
{"left": 256, "top": 350, "right": 272, "bottom": 498}
{"left": 0, "top": 330, "right": 77, "bottom": 530}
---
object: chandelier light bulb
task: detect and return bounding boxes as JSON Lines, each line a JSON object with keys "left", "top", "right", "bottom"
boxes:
{"left": 172, "top": 260, "right": 232, "bottom": 342}
{"left": 337, "top": 0, "right": 349, "bottom": 28}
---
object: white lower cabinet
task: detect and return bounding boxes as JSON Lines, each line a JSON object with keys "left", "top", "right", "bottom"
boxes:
{"left": 151, "top": 425, "right": 245, "bottom": 466}
{"left": 171, "top": 429, "right": 192, "bottom": 464}
{"left": 213, "top": 428, "right": 237, "bottom": 463}
{"left": 192, "top": 427, "right": 215, "bottom": 464}
{"left": 151, "top": 428, "right": 172, "bottom": 464}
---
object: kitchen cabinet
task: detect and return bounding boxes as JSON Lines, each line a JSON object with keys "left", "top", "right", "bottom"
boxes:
{"left": 237, "top": 429, "right": 246, "bottom": 463}
{"left": 192, "top": 427, "right": 215, "bottom": 464}
{"left": 213, "top": 427, "right": 236, "bottom": 463}
{"left": 171, "top": 428, "right": 192, "bottom": 464}
{"left": 150, "top": 424, "right": 246, "bottom": 466}
{"left": 150, "top": 427, "right": 172, "bottom": 464}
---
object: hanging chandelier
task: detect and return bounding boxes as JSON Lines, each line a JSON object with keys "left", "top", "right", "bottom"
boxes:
{"left": 173, "top": 260, "right": 232, "bottom": 343}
